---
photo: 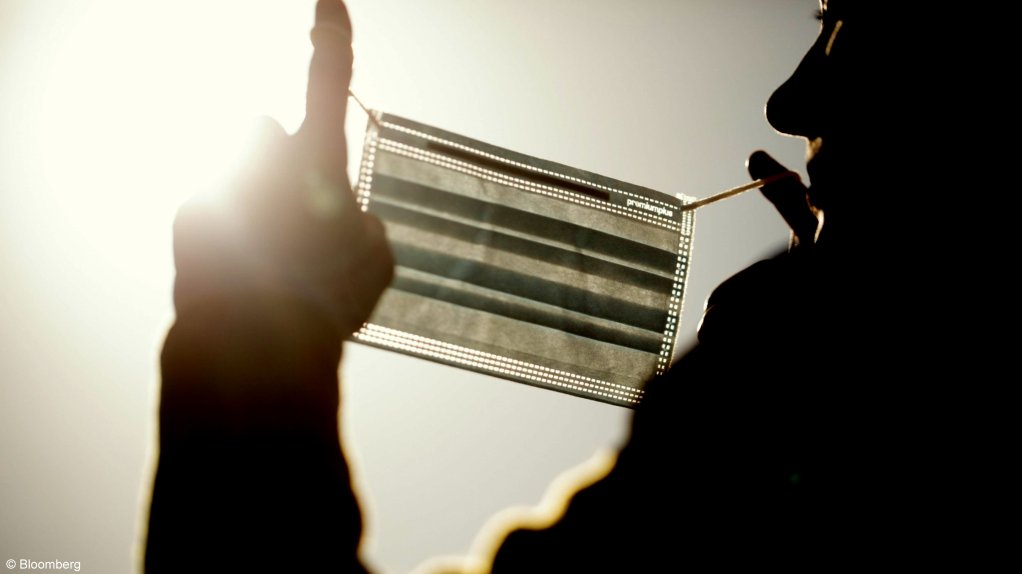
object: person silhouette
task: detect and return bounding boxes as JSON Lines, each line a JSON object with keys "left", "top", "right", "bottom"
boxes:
{"left": 144, "top": 1, "right": 947, "bottom": 572}
{"left": 143, "top": 2, "right": 390, "bottom": 571}
{"left": 480, "top": 3, "right": 955, "bottom": 570}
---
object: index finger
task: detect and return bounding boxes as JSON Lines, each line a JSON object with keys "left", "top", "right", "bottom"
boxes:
{"left": 300, "top": 0, "right": 354, "bottom": 184}
{"left": 748, "top": 150, "right": 819, "bottom": 249}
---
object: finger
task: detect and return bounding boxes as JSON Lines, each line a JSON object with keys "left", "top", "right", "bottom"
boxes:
{"left": 331, "top": 212, "right": 395, "bottom": 335}
{"left": 352, "top": 212, "right": 395, "bottom": 307}
{"left": 300, "top": 0, "right": 354, "bottom": 185}
{"left": 747, "top": 150, "right": 818, "bottom": 249}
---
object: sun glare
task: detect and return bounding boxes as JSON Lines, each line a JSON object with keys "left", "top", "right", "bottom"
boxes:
{"left": 46, "top": 3, "right": 308, "bottom": 183}
{"left": 1, "top": 4, "right": 323, "bottom": 569}
{"left": 2, "top": 0, "right": 322, "bottom": 449}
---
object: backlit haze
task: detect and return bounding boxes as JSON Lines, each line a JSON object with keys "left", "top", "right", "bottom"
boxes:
{"left": 0, "top": 2, "right": 817, "bottom": 572}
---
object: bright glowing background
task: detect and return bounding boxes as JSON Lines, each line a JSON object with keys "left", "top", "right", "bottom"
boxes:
{"left": 0, "top": 1, "right": 817, "bottom": 572}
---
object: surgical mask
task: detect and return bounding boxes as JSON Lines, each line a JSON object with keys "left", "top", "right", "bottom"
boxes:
{"left": 352, "top": 113, "right": 694, "bottom": 407}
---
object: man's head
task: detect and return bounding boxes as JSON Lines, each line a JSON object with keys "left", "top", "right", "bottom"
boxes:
{"left": 764, "top": 1, "right": 885, "bottom": 246}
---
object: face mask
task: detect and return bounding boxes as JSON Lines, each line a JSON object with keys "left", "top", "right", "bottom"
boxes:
{"left": 352, "top": 113, "right": 694, "bottom": 407}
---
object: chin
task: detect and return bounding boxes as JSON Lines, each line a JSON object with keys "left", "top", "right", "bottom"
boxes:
{"left": 805, "top": 154, "right": 831, "bottom": 211}
{"left": 804, "top": 144, "right": 856, "bottom": 213}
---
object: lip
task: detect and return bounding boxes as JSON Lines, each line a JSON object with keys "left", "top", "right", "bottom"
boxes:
{"left": 806, "top": 136, "right": 823, "bottom": 162}
{"left": 805, "top": 138, "right": 825, "bottom": 207}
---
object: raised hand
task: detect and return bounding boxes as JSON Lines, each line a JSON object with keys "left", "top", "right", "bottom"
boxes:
{"left": 172, "top": 0, "right": 393, "bottom": 339}
{"left": 146, "top": 5, "right": 389, "bottom": 571}
{"left": 747, "top": 150, "right": 819, "bottom": 251}
{"left": 695, "top": 151, "right": 819, "bottom": 345}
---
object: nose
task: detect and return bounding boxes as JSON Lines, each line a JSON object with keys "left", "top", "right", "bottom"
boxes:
{"left": 765, "top": 36, "right": 827, "bottom": 139}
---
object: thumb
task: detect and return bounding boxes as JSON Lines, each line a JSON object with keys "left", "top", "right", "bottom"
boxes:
{"left": 747, "top": 150, "right": 818, "bottom": 249}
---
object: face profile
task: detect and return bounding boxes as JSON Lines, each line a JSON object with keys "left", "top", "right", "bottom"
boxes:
{"left": 765, "top": 0, "right": 860, "bottom": 222}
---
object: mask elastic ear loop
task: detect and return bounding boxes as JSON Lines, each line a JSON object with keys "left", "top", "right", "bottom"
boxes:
{"left": 348, "top": 89, "right": 382, "bottom": 129}
{"left": 679, "top": 171, "right": 802, "bottom": 211}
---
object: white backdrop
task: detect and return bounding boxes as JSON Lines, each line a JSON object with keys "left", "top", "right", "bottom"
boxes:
{"left": 0, "top": 2, "right": 818, "bottom": 572}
